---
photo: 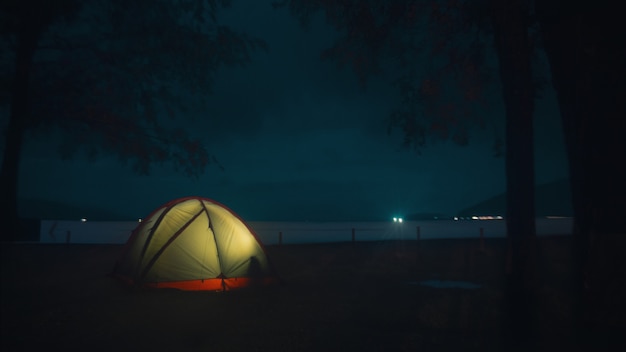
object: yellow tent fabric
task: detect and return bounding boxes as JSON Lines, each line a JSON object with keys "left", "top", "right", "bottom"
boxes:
{"left": 113, "top": 197, "right": 276, "bottom": 291}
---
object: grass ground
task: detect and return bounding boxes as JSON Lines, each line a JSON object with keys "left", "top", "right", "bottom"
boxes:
{"left": 0, "top": 236, "right": 607, "bottom": 351}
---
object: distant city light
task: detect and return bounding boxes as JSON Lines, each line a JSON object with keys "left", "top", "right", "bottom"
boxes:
{"left": 398, "top": 218, "right": 403, "bottom": 223}
{"left": 470, "top": 215, "right": 504, "bottom": 220}
{"left": 138, "top": 218, "right": 142, "bottom": 223}
{"left": 393, "top": 217, "right": 403, "bottom": 223}
{"left": 80, "top": 218, "right": 87, "bottom": 222}
{"left": 454, "top": 217, "right": 459, "bottom": 221}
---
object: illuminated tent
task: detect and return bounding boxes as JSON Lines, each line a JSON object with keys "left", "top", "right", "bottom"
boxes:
{"left": 113, "top": 197, "right": 277, "bottom": 291}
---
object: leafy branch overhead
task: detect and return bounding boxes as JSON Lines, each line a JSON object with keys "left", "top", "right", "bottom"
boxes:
{"left": 2, "top": 0, "right": 266, "bottom": 176}
{"left": 276, "top": 0, "right": 514, "bottom": 154}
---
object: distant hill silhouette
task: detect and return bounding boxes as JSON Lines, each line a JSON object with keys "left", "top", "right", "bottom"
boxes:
{"left": 18, "top": 198, "right": 132, "bottom": 221}
{"left": 457, "top": 178, "right": 572, "bottom": 217}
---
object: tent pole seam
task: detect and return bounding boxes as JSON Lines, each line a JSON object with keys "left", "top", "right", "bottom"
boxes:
{"left": 203, "top": 201, "right": 227, "bottom": 289}
{"left": 139, "top": 206, "right": 205, "bottom": 281}
{"left": 134, "top": 204, "right": 175, "bottom": 282}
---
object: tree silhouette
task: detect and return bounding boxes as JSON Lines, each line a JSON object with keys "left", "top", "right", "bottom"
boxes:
{"left": 536, "top": 0, "right": 626, "bottom": 346}
{"left": 275, "top": 0, "right": 541, "bottom": 348}
{"left": 1, "top": 0, "right": 265, "bottom": 238}
{"left": 279, "top": 0, "right": 626, "bottom": 346}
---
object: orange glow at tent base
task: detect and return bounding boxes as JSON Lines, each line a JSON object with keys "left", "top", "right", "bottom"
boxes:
{"left": 117, "top": 276, "right": 279, "bottom": 291}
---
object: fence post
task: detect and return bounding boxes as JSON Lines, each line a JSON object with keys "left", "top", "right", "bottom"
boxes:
{"left": 351, "top": 228, "right": 355, "bottom": 243}
{"left": 278, "top": 231, "right": 283, "bottom": 246}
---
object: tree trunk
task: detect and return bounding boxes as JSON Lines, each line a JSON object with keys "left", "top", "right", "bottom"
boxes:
{"left": 536, "top": 1, "right": 626, "bottom": 347}
{"left": 0, "top": 22, "right": 42, "bottom": 241}
{"left": 491, "top": 0, "right": 538, "bottom": 349}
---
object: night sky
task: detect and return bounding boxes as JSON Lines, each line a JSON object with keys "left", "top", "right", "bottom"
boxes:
{"left": 12, "top": 1, "right": 569, "bottom": 222}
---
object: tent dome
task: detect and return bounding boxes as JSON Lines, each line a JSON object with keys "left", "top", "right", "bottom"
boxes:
{"left": 113, "top": 197, "right": 277, "bottom": 291}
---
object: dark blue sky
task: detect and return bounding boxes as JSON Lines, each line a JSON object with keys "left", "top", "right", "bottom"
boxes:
{"left": 14, "top": 1, "right": 569, "bottom": 221}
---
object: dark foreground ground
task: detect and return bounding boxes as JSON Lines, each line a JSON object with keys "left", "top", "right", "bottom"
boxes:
{"left": 0, "top": 236, "right": 618, "bottom": 351}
